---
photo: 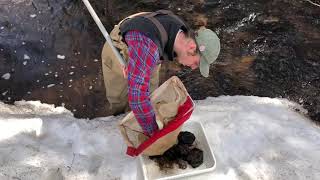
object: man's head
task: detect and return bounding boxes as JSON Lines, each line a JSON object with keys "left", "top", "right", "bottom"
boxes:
{"left": 174, "top": 27, "right": 220, "bottom": 77}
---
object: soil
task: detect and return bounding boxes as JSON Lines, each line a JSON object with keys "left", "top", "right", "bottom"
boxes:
{"left": 0, "top": 0, "right": 319, "bottom": 121}
{"left": 150, "top": 131, "right": 204, "bottom": 170}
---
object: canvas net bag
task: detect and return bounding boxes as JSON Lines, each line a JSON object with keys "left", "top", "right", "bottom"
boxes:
{"left": 119, "top": 76, "right": 194, "bottom": 157}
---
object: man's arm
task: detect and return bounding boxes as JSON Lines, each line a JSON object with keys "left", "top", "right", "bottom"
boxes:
{"left": 125, "top": 31, "right": 160, "bottom": 136}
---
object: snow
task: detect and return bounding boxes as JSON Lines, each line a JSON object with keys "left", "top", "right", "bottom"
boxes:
{"left": 47, "top": 84, "right": 55, "bottom": 88}
{"left": 69, "top": 72, "right": 74, "bottom": 75}
{"left": 23, "top": 61, "right": 27, "bottom": 65}
{"left": 0, "top": 96, "right": 319, "bottom": 180}
{"left": 30, "top": 14, "right": 37, "bottom": 18}
{"left": 1, "top": 73, "right": 11, "bottom": 80}
{"left": 2, "top": 91, "right": 8, "bottom": 96}
{"left": 57, "top": 55, "right": 66, "bottom": 59}
{"left": 24, "top": 54, "right": 30, "bottom": 60}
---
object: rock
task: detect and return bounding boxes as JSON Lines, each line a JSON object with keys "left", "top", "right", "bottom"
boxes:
{"left": 203, "top": 0, "right": 221, "bottom": 8}
{"left": 176, "top": 144, "right": 191, "bottom": 157}
{"left": 185, "top": 148, "right": 203, "bottom": 168}
{"left": 163, "top": 145, "right": 180, "bottom": 160}
{"left": 178, "top": 131, "right": 195, "bottom": 145}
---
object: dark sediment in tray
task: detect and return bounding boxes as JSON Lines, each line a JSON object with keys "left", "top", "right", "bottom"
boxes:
{"left": 150, "top": 131, "right": 204, "bottom": 170}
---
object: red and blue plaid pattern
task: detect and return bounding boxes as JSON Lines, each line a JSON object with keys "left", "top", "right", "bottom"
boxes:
{"left": 125, "top": 31, "right": 160, "bottom": 136}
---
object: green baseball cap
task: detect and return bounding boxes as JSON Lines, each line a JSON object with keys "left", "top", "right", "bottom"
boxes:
{"left": 195, "top": 27, "right": 220, "bottom": 77}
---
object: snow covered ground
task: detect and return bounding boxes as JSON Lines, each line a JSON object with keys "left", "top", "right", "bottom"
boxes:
{"left": 0, "top": 96, "right": 319, "bottom": 180}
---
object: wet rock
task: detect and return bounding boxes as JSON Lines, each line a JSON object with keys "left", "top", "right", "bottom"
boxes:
{"left": 176, "top": 144, "right": 191, "bottom": 157}
{"left": 185, "top": 148, "right": 203, "bottom": 168}
{"left": 163, "top": 145, "right": 180, "bottom": 160}
{"left": 203, "top": 0, "right": 221, "bottom": 9}
{"left": 178, "top": 131, "right": 196, "bottom": 145}
{"left": 150, "top": 131, "right": 204, "bottom": 170}
{"left": 136, "top": 0, "right": 169, "bottom": 9}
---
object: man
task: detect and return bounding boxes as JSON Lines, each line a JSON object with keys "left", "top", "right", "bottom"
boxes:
{"left": 101, "top": 10, "right": 220, "bottom": 137}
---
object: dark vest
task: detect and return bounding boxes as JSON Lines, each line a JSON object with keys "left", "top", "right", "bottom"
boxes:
{"left": 119, "top": 13, "right": 189, "bottom": 61}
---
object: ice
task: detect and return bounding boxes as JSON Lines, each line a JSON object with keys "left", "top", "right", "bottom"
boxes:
{"left": 1, "top": 73, "right": 11, "bottom": 80}
{"left": 24, "top": 54, "right": 30, "bottom": 60}
{"left": 47, "top": 84, "right": 55, "bottom": 88}
{"left": 2, "top": 91, "right": 8, "bottom": 96}
{"left": 57, "top": 54, "right": 66, "bottom": 59}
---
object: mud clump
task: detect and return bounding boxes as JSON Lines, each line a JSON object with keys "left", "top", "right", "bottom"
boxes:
{"left": 178, "top": 131, "right": 195, "bottom": 145}
{"left": 185, "top": 148, "right": 204, "bottom": 168}
{"left": 149, "top": 131, "right": 203, "bottom": 170}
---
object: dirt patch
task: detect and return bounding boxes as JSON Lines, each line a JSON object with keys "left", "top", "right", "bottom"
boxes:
{"left": 0, "top": 0, "right": 319, "bottom": 121}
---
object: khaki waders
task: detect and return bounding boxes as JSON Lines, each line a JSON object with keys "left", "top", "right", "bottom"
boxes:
{"left": 101, "top": 23, "right": 161, "bottom": 115}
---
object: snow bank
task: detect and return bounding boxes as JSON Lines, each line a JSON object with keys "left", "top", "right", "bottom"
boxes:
{"left": 0, "top": 96, "right": 319, "bottom": 180}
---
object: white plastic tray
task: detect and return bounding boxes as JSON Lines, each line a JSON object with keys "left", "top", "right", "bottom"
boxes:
{"left": 138, "top": 121, "right": 216, "bottom": 180}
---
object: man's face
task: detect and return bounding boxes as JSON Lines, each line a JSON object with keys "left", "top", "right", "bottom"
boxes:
{"left": 176, "top": 39, "right": 200, "bottom": 70}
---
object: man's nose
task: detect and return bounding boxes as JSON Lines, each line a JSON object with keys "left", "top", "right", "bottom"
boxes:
{"left": 191, "top": 65, "right": 197, "bottom": 70}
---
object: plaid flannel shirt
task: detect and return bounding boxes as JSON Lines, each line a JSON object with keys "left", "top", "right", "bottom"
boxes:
{"left": 125, "top": 31, "right": 160, "bottom": 136}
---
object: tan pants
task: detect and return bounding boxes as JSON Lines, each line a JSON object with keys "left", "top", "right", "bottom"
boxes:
{"left": 101, "top": 25, "right": 161, "bottom": 115}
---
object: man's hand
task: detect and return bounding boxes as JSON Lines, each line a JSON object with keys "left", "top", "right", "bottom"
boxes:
{"left": 121, "top": 65, "right": 128, "bottom": 78}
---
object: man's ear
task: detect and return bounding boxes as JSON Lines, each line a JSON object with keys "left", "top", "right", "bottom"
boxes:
{"left": 188, "top": 39, "right": 197, "bottom": 52}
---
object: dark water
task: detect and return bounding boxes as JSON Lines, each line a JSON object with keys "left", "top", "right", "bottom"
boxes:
{"left": 0, "top": 0, "right": 319, "bottom": 121}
